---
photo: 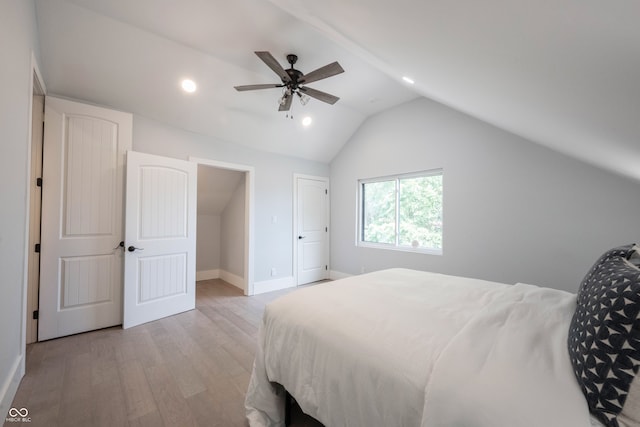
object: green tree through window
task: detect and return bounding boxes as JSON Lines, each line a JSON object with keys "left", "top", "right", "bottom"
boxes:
{"left": 360, "top": 170, "right": 443, "bottom": 252}
{"left": 362, "top": 180, "right": 396, "bottom": 244}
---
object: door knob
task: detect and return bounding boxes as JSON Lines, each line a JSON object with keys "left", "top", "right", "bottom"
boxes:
{"left": 127, "top": 246, "right": 144, "bottom": 252}
{"left": 298, "top": 236, "right": 306, "bottom": 239}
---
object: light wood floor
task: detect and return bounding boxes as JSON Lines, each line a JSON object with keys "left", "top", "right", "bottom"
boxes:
{"left": 6, "top": 279, "right": 324, "bottom": 427}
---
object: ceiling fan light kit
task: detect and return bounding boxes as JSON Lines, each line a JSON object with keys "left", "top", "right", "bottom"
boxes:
{"left": 234, "top": 51, "right": 344, "bottom": 113}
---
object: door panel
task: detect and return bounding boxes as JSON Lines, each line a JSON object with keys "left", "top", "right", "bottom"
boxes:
{"left": 123, "top": 151, "right": 196, "bottom": 329}
{"left": 297, "top": 177, "right": 329, "bottom": 285}
{"left": 63, "top": 116, "right": 118, "bottom": 235}
{"left": 39, "top": 97, "right": 131, "bottom": 341}
{"left": 61, "top": 255, "right": 113, "bottom": 307}
{"left": 139, "top": 166, "right": 188, "bottom": 239}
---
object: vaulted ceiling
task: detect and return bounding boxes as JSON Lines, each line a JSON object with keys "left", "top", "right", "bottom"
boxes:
{"left": 35, "top": 0, "right": 640, "bottom": 181}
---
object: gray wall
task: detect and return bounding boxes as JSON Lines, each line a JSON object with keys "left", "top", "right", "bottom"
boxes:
{"left": 0, "top": 0, "right": 40, "bottom": 415}
{"left": 330, "top": 97, "right": 640, "bottom": 292}
{"left": 196, "top": 214, "right": 221, "bottom": 273}
{"left": 221, "top": 177, "right": 246, "bottom": 278}
{"left": 132, "top": 115, "right": 329, "bottom": 283}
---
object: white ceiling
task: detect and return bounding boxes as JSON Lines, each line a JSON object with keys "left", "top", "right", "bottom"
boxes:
{"left": 35, "top": 0, "right": 640, "bottom": 180}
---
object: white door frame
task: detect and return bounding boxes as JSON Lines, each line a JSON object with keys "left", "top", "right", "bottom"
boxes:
{"left": 293, "top": 174, "right": 330, "bottom": 286}
{"left": 190, "top": 157, "right": 255, "bottom": 296}
{"left": 24, "top": 54, "right": 46, "bottom": 345}
{"left": 7, "top": 51, "right": 46, "bottom": 423}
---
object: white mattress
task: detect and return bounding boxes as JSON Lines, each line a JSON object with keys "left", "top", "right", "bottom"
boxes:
{"left": 246, "top": 268, "right": 593, "bottom": 427}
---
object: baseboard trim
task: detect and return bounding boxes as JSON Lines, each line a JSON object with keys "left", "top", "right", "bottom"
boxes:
{"left": 253, "top": 276, "right": 295, "bottom": 295}
{"left": 196, "top": 269, "right": 220, "bottom": 282}
{"left": 1, "top": 354, "right": 24, "bottom": 422}
{"left": 329, "top": 270, "right": 352, "bottom": 280}
{"left": 197, "top": 270, "right": 348, "bottom": 293}
{"left": 197, "top": 269, "right": 245, "bottom": 291}
{"left": 220, "top": 270, "right": 244, "bottom": 291}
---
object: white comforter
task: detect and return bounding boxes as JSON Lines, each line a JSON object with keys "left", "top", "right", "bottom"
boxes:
{"left": 245, "top": 268, "right": 592, "bottom": 427}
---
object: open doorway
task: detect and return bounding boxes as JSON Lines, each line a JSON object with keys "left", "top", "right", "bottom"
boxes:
{"left": 192, "top": 158, "right": 254, "bottom": 295}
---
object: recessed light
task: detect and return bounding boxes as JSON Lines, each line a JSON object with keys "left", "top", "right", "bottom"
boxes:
{"left": 181, "top": 79, "right": 197, "bottom": 93}
{"left": 402, "top": 76, "right": 415, "bottom": 85}
{"left": 302, "top": 116, "right": 312, "bottom": 127}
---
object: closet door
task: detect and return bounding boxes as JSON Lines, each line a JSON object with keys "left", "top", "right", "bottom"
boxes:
{"left": 123, "top": 151, "right": 197, "bottom": 329}
{"left": 296, "top": 176, "right": 329, "bottom": 285}
{"left": 39, "top": 97, "right": 131, "bottom": 340}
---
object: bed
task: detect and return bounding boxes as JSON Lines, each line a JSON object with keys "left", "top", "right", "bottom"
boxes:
{"left": 246, "top": 245, "right": 640, "bottom": 427}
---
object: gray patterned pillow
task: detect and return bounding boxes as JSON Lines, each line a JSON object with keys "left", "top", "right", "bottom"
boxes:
{"left": 568, "top": 244, "right": 640, "bottom": 427}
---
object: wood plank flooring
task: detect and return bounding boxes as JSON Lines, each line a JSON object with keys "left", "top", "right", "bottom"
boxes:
{"left": 6, "top": 279, "right": 324, "bottom": 427}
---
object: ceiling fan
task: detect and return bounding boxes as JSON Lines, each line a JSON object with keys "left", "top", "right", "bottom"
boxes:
{"left": 234, "top": 51, "right": 344, "bottom": 112}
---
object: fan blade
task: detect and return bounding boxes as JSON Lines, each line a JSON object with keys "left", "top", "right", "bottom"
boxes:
{"left": 299, "top": 62, "right": 344, "bottom": 85}
{"left": 278, "top": 93, "right": 293, "bottom": 111}
{"left": 255, "top": 51, "right": 290, "bottom": 82}
{"left": 234, "top": 84, "right": 282, "bottom": 91}
{"left": 299, "top": 86, "right": 340, "bottom": 105}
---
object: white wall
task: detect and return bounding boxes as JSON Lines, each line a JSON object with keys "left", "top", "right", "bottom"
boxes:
{"left": 330, "top": 97, "right": 640, "bottom": 292}
{"left": 221, "top": 177, "right": 246, "bottom": 278}
{"left": 0, "top": 0, "right": 40, "bottom": 416}
{"left": 196, "top": 214, "right": 221, "bottom": 275}
{"left": 132, "top": 115, "right": 329, "bottom": 284}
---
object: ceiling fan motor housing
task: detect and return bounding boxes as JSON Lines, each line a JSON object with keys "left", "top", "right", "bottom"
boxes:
{"left": 284, "top": 54, "right": 303, "bottom": 88}
{"left": 285, "top": 69, "right": 304, "bottom": 88}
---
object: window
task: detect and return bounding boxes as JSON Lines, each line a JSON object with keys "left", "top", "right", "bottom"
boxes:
{"left": 359, "top": 170, "right": 443, "bottom": 253}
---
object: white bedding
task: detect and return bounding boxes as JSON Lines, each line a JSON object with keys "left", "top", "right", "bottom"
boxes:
{"left": 245, "top": 268, "right": 593, "bottom": 427}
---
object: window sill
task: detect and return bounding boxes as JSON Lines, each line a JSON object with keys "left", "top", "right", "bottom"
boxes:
{"left": 357, "top": 242, "right": 443, "bottom": 256}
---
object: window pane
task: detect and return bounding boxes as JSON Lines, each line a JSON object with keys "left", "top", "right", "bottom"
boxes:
{"left": 362, "top": 180, "right": 396, "bottom": 244}
{"left": 398, "top": 174, "right": 443, "bottom": 249}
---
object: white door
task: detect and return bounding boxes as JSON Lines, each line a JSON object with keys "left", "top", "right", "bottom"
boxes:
{"left": 123, "top": 151, "right": 197, "bottom": 329}
{"left": 296, "top": 177, "right": 329, "bottom": 285}
{"left": 39, "top": 97, "right": 132, "bottom": 341}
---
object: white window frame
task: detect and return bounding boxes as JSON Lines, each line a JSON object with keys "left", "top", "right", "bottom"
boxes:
{"left": 357, "top": 169, "right": 443, "bottom": 255}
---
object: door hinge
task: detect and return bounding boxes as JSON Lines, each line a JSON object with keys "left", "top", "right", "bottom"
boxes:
{"left": 36, "top": 177, "right": 42, "bottom": 187}
{"left": 325, "top": 265, "right": 328, "bottom": 270}
{"left": 32, "top": 310, "right": 39, "bottom": 320}
{"left": 325, "top": 227, "right": 328, "bottom": 232}
{"left": 325, "top": 189, "right": 328, "bottom": 194}
{"left": 34, "top": 243, "right": 41, "bottom": 253}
